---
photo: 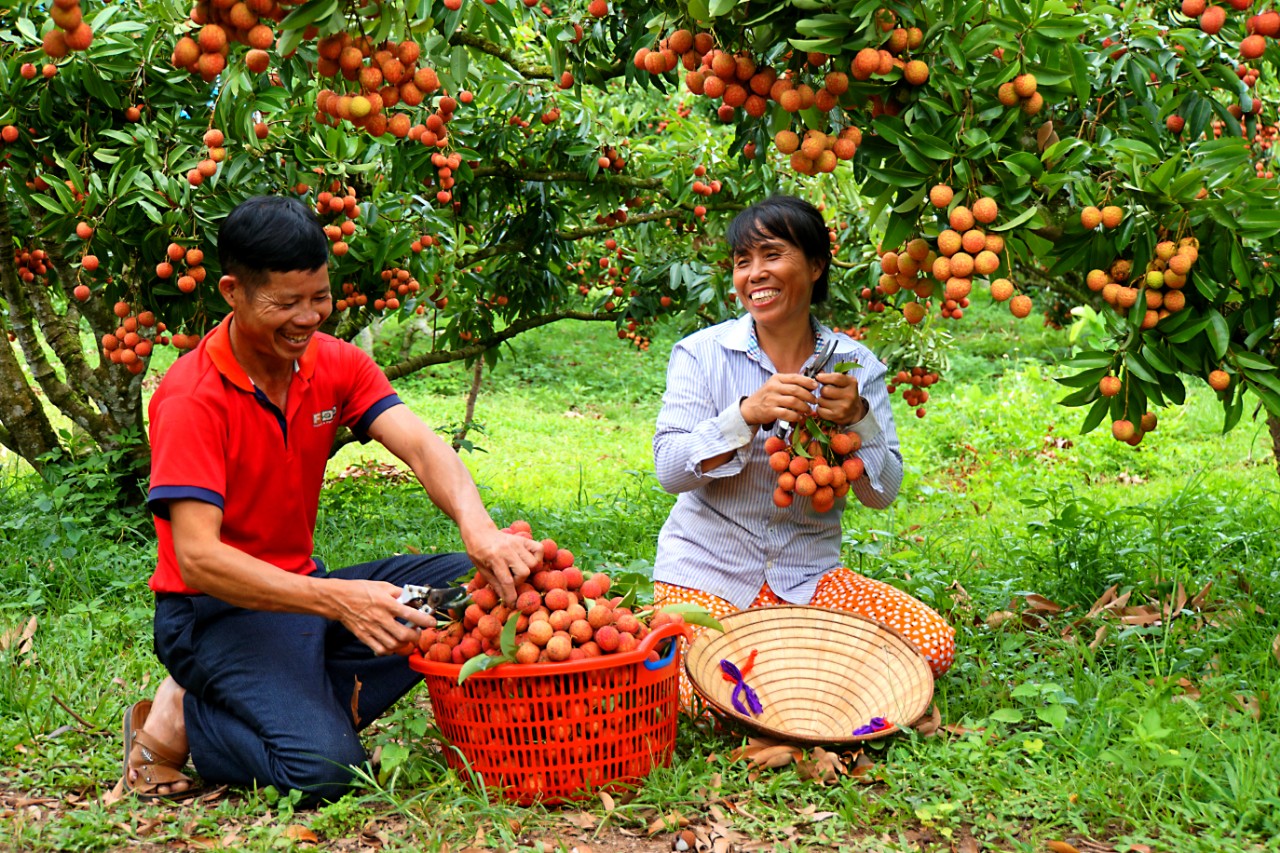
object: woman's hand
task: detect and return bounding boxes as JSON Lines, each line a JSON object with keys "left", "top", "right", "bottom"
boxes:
{"left": 739, "top": 373, "right": 821, "bottom": 428}
{"left": 814, "top": 371, "right": 868, "bottom": 425}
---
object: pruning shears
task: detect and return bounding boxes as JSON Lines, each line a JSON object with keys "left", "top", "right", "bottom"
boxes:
{"left": 774, "top": 337, "right": 839, "bottom": 442}
{"left": 397, "top": 584, "right": 470, "bottom": 623}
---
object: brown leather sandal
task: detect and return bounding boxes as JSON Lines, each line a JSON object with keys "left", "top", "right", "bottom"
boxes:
{"left": 123, "top": 700, "right": 203, "bottom": 802}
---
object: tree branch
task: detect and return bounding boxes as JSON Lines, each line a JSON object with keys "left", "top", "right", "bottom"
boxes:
{"left": 382, "top": 309, "right": 620, "bottom": 382}
{"left": 448, "top": 31, "right": 553, "bottom": 80}
{"left": 470, "top": 162, "right": 668, "bottom": 190}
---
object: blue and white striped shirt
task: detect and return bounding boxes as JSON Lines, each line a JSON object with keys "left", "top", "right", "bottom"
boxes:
{"left": 652, "top": 314, "right": 904, "bottom": 609}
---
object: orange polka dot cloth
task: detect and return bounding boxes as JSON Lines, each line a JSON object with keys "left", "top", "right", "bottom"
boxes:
{"left": 654, "top": 568, "right": 955, "bottom": 707}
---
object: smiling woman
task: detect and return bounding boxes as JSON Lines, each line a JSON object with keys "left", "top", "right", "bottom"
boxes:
{"left": 651, "top": 195, "right": 954, "bottom": 704}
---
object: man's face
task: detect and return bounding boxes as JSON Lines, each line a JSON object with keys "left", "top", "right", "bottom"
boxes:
{"left": 223, "top": 266, "right": 332, "bottom": 368}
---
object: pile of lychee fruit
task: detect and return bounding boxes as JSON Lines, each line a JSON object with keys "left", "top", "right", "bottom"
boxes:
{"left": 765, "top": 425, "right": 864, "bottom": 513}
{"left": 411, "top": 520, "right": 685, "bottom": 667}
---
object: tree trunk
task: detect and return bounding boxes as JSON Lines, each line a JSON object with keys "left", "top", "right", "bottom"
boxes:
{"left": 1269, "top": 413, "right": 1280, "bottom": 479}
{"left": 0, "top": 335, "right": 59, "bottom": 472}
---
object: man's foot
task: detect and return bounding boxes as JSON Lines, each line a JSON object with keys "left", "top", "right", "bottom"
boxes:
{"left": 124, "top": 677, "right": 196, "bottom": 800}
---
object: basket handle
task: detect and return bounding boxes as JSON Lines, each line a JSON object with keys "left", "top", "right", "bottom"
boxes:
{"left": 639, "top": 621, "right": 685, "bottom": 671}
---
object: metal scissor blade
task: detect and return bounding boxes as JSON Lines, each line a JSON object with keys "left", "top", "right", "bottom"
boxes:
{"left": 777, "top": 337, "right": 840, "bottom": 440}
{"left": 397, "top": 584, "right": 470, "bottom": 621}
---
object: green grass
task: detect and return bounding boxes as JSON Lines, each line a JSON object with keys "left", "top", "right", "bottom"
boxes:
{"left": 1, "top": 292, "right": 1278, "bottom": 852}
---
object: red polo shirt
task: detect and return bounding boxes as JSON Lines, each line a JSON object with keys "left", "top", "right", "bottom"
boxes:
{"left": 147, "top": 314, "right": 401, "bottom": 594}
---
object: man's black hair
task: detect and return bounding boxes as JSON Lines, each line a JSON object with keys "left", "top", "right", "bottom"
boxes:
{"left": 218, "top": 195, "right": 329, "bottom": 293}
{"left": 725, "top": 195, "right": 831, "bottom": 304}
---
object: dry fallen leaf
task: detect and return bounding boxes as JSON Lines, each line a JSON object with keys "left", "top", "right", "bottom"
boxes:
{"left": 985, "top": 610, "right": 1018, "bottom": 629}
{"left": 1272, "top": 633, "right": 1280, "bottom": 666}
{"left": 349, "top": 675, "right": 363, "bottom": 729}
{"left": 1024, "top": 594, "right": 1062, "bottom": 614}
{"left": 1233, "top": 693, "right": 1261, "bottom": 721}
{"left": 750, "top": 744, "right": 802, "bottom": 769}
{"left": 645, "top": 811, "right": 688, "bottom": 836}
{"left": 1046, "top": 841, "right": 1081, "bottom": 853}
{"left": 911, "top": 704, "right": 941, "bottom": 737}
{"left": 1088, "top": 624, "right": 1108, "bottom": 650}
{"left": 283, "top": 825, "right": 318, "bottom": 844}
{"left": 563, "top": 812, "right": 596, "bottom": 830}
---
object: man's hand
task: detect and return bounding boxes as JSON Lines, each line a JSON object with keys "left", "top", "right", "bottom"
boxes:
{"left": 814, "top": 371, "right": 867, "bottom": 425}
{"left": 739, "top": 373, "right": 820, "bottom": 427}
{"left": 329, "top": 579, "right": 437, "bottom": 656}
{"left": 463, "top": 529, "right": 542, "bottom": 605}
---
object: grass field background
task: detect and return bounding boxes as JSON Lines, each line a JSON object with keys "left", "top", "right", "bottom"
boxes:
{"left": 1, "top": 290, "right": 1277, "bottom": 851}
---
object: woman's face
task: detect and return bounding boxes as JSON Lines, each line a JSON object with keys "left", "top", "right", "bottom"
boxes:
{"left": 731, "top": 233, "right": 824, "bottom": 330}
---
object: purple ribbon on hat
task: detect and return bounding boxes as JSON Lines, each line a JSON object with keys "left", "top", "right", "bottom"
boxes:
{"left": 719, "top": 659, "right": 763, "bottom": 717}
{"left": 852, "top": 717, "right": 891, "bottom": 736}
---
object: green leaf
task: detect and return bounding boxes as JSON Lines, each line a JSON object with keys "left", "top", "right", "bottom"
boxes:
{"left": 1080, "top": 395, "right": 1110, "bottom": 434}
{"left": 458, "top": 652, "right": 509, "bottom": 684}
{"left": 832, "top": 360, "right": 863, "bottom": 372}
{"left": 1066, "top": 43, "right": 1090, "bottom": 103}
{"left": 280, "top": 0, "right": 339, "bottom": 30}
{"left": 991, "top": 205, "right": 1041, "bottom": 232}
{"left": 708, "top": 0, "right": 739, "bottom": 16}
{"left": 1207, "top": 310, "right": 1230, "bottom": 360}
{"left": 499, "top": 612, "right": 520, "bottom": 659}
{"left": 1235, "top": 352, "right": 1276, "bottom": 371}
{"left": 989, "top": 708, "right": 1024, "bottom": 724}
{"left": 654, "top": 602, "right": 724, "bottom": 632}
{"left": 1124, "top": 352, "right": 1158, "bottom": 384}
{"left": 1036, "top": 704, "right": 1068, "bottom": 728}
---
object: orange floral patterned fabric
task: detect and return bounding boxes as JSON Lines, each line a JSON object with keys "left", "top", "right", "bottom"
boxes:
{"left": 655, "top": 568, "right": 955, "bottom": 706}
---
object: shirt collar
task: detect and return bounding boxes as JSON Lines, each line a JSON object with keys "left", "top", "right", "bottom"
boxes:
{"left": 722, "top": 314, "right": 830, "bottom": 370}
{"left": 204, "top": 313, "right": 319, "bottom": 393}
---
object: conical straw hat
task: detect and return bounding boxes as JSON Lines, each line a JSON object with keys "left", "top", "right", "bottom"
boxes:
{"left": 685, "top": 605, "right": 934, "bottom": 743}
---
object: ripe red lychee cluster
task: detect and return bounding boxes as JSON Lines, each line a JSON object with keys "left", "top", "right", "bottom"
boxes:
{"left": 156, "top": 241, "right": 208, "bottom": 295}
{"left": 13, "top": 247, "right": 49, "bottom": 284}
{"left": 414, "top": 520, "right": 686, "bottom": 666}
{"left": 874, "top": 189, "right": 1024, "bottom": 321}
{"left": 887, "top": 367, "right": 942, "bottom": 419}
{"left": 101, "top": 301, "right": 165, "bottom": 374}
{"left": 1110, "top": 409, "right": 1159, "bottom": 446}
{"left": 996, "top": 73, "right": 1043, "bottom": 115}
{"left": 370, "top": 266, "right": 422, "bottom": 311}
{"left": 316, "top": 38, "right": 458, "bottom": 140}
{"left": 596, "top": 144, "right": 626, "bottom": 173}
{"left": 41, "top": 0, "right": 94, "bottom": 59}
{"left": 187, "top": 127, "right": 227, "bottom": 187}
{"left": 1085, "top": 237, "right": 1198, "bottom": 328}
{"left": 773, "top": 126, "right": 862, "bottom": 176}
{"left": 427, "top": 150, "right": 463, "bottom": 205}
{"left": 765, "top": 425, "right": 864, "bottom": 513}
{"left": 312, "top": 181, "right": 361, "bottom": 256}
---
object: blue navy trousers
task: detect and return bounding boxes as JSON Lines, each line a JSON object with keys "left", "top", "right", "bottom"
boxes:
{"left": 153, "top": 552, "right": 472, "bottom": 804}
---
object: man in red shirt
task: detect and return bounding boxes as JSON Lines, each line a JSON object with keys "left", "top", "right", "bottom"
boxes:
{"left": 122, "top": 196, "right": 541, "bottom": 804}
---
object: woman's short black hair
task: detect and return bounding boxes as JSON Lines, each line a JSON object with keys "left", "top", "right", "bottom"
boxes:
{"left": 218, "top": 196, "right": 329, "bottom": 293}
{"left": 725, "top": 195, "right": 831, "bottom": 304}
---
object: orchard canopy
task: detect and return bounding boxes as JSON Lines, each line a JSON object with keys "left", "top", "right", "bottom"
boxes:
{"left": 2, "top": 0, "right": 1279, "bottom": 489}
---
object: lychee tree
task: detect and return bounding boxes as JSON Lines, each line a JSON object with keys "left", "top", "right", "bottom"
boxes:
{"left": 6, "top": 0, "right": 1280, "bottom": 498}
{"left": 617, "top": 0, "right": 1280, "bottom": 468}
{"left": 0, "top": 0, "right": 769, "bottom": 495}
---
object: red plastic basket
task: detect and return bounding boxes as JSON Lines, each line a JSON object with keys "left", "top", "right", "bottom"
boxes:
{"left": 407, "top": 621, "right": 683, "bottom": 804}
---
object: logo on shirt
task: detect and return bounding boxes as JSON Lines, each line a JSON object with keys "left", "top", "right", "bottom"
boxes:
{"left": 312, "top": 406, "right": 337, "bottom": 427}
